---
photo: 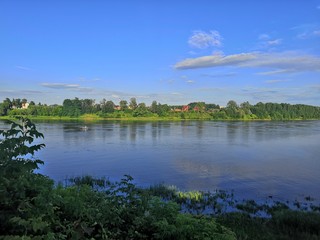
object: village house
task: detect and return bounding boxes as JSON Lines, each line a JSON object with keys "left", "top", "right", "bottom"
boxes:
{"left": 182, "top": 105, "right": 189, "bottom": 111}
{"left": 21, "top": 102, "right": 29, "bottom": 109}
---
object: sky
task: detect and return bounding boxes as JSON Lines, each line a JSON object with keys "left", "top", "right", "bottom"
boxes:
{"left": 1, "top": 1, "right": 320, "bottom": 106}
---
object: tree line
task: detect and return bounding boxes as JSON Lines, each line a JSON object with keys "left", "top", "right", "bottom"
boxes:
{"left": 1, "top": 97, "right": 320, "bottom": 120}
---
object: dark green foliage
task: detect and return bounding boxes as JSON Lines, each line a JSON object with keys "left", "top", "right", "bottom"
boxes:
{"left": 62, "top": 98, "right": 82, "bottom": 117}
{"left": 133, "top": 103, "right": 152, "bottom": 117}
{"left": 0, "top": 98, "right": 13, "bottom": 116}
{"left": 129, "top": 97, "right": 138, "bottom": 110}
{"left": 217, "top": 210, "right": 320, "bottom": 240}
{"left": 0, "top": 117, "right": 54, "bottom": 237}
{"left": 119, "top": 100, "right": 128, "bottom": 110}
{"left": 271, "top": 210, "right": 320, "bottom": 239}
{"left": 101, "top": 100, "right": 115, "bottom": 113}
{"left": 217, "top": 213, "right": 274, "bottom": 240}
{"left": 2, "top": 97, "right": 320, "bottom": 120}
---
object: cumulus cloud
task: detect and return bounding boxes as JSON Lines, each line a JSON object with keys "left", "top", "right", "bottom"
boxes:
{"left": 188, "top": 30, "right": 222, "bottom": 49}
{"left": 175, "top": 52, "right": 256, "bottom": 69}
{"left": 174, "top": 51, "right": 320, "bottom": 74}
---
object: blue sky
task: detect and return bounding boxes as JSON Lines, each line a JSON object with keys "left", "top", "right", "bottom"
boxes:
{"left": 1, "top": 1, "right": 320, "bottom": 106}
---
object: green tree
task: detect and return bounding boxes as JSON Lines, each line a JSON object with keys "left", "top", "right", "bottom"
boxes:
{"left": 21, "top": 98, "right": 28, "bottom": 105}
{"left": 150, "top": 100, "right": 158, "bottom": 113}
{"left": 194, "top": 102, "right": 206, "bottom": 112}
{"left": 0, "top": 117, "right": 53, "bottom": 236}
{"left": 62, "top": 98, "right": 81, "bottom": 117}
{"left": 129, "top": 97, "right": 138, "bottom": 110}
{"left": 133, "top": 103, "right": 150, "bottom": 117}
{"left": 251, "top": 102, "right": 270, "bottom": 119}
{"left": 12, "top": 98, "right": 22, "bottom": 108}
{"left": 101, "top": 100, "right": 115, "bottom": 113}
{"left": 81, "top": 99, "right": 95, "bottom": 114}
{"left": 119, "top": 100, "right": 128, "bottom": 111}
{"left": 0, "top": 98, "right": 12, "bottom": 115}
{"left": 227, "top": 100, "right": 238, "bottom": 110}
{"left": 240, "top": 101, "right": 252, "bottom": 115}
{"left": 225, "top": 100, "right": 239, "bottom": 119}
{"left": 156, "top": 103, "right": 171, "bottom": 117}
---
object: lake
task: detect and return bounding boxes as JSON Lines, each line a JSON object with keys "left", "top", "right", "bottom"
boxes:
{"left": 1, "top": 120, "right": 320, "bottom": 202}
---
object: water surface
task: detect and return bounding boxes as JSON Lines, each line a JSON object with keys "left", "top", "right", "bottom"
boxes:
{"left": 1, "top": 120, "right": 319, "bottom": 202}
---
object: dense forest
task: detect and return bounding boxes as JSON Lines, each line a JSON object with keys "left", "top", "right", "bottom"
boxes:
{"left": 1, "top": 97, "right": 320, "bottom": 120}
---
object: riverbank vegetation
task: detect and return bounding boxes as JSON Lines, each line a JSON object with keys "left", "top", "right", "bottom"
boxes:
{"left": 1, "top": 97, "right": 320, "bottom": 121}
{"left": 1, "top": 118, "right": 320, "bottom": 239}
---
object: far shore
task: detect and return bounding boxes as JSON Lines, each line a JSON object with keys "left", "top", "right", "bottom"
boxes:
{"left": 1, "top": 114, "right": 318, "bottom": 122}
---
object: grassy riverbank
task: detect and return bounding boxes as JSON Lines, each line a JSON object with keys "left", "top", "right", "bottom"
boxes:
{"left": 1, "top": 113, "right": 311, "bottom": 122}
{"left": 0, "top": 114, "right": 211, "bottom": 122}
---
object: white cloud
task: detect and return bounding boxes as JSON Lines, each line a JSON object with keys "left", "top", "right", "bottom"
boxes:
{"left": 174, "top": 51, "right": 320, "bottom": 74}
{"left": 256, "top": 33, "right": 282, "bottom": 48}
{"left": 266, "top": 39, "right": 282, "bottom": 46}
{"left": 186, "top": 80, "right": 195, "bottom": 84}
{"left": 15, "top": 65, "right": 31, "bottom": 71}
{"left": 292, "top": 23, "right": 320, "bottom": 39}
{"left": 0, "top": 89, "right": 44, "bottom": 95}
{"left": 201, "top": 72, "right": 237, "bottom": 78}
{"left": 265, "top": 79, "right": 290, "bottom": 84}
{"left": 297, "top": 32, "right": 309, "bottom": 39}
{"left": 240, "top": 86, "right": 320, "bottom": 105}
{"left": 171, "top": 92, "right": 182, "bottom": 95}
{"left": 258, "top": 34, "right": 270, "bottom": 40}
{"left": 257, "top": 69, "right": 295, "bottom": 75}
{"left": 41, "top": 83, "right": 93, "bottom": 92}
{"left": 42, "top": 83, "right": 80, "bottom": 89}
{"left": 188, "top": 30, "right": 222, "bottom": 49}
{"left": 175, "top": 52, "right": 256, "bottom": 69}
{"left": 313, "top": 30, "right": 320, "bottom": 36}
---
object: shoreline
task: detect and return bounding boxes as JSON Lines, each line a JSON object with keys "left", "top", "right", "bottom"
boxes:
{"left": 1, "top": 114, "right": 318, "bottom": 122}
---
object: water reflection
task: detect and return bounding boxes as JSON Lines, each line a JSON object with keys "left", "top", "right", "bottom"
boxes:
{"left": 1, "top": 120, "right": 320, "bottom": 201}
